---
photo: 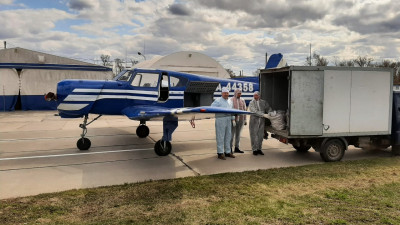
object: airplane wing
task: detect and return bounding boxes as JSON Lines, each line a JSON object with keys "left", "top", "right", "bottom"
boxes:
{"left": 121, "top": 105, "right": 251, "bottom": 121}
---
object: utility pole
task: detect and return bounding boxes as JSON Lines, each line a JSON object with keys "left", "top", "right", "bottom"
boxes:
{"left": 309, "top": 43, "right": 312, "bottom": 66}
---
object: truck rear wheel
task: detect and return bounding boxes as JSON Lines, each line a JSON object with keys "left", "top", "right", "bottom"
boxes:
{"left": 320, "top": 139, "right": 345, "bottom": 162}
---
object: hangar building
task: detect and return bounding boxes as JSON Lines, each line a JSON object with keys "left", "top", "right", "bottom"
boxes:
{"left": 134, "top": 51, "right": 231, "bottom": 78}
{"left": 0, "top": 47, "right": 113, "bottom": 111}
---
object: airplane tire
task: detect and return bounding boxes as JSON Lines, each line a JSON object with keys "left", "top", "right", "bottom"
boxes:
{"left": 136, "top": 125, "right": 149, "bottom": 138}
{"left": 154, "top": 140, "right": 172, "bottom": 156}
{"left": 77, "top": 138, "right": 91, "bottom": 150}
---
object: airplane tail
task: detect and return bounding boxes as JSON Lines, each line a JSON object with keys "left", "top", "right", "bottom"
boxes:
{"left": 265, "top": 53, "right": 287, "bottom": 69}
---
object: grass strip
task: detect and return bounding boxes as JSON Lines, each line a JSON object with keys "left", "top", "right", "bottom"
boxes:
{"left": 1, "top": 157, "right": 400, "bottom": 224}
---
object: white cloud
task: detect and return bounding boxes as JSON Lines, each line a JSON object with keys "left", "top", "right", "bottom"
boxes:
{"left": 1, "top": 0, "right": 399, "bottom": 75}
{"left": 0, "top": 0, "right": 14, "bottom": 5}
{"left": 0, "top": 9, "right": 74, "bottom": 39}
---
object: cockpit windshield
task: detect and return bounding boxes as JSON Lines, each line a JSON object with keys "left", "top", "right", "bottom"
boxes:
{"left": 113, "top": 70, "right": 131, "bottom": 81}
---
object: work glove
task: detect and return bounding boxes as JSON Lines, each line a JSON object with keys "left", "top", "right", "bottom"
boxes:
{"left": 232, "top": 120, "right": 236, "bottom": 128}
{"left": 256, "top": 112, "right": 264, "bottom": 117}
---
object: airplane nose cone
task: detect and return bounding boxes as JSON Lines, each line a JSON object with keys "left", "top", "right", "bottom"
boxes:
{"left": 44, "top": 92, "right": 57, "bottom": 101}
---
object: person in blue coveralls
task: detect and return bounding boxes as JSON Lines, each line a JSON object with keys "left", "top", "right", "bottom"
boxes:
{"left": 211, "top": 87, "right": 236, "bottom": 160}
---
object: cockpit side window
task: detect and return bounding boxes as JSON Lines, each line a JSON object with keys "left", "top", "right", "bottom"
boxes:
{"left": 131, "top": 73, "right": 142, "bottom": 86}
{"left": 131, "top": 73, "right": 160, "bottom": 87}
{"left": 170, "top": 75, "right": 188, "bottom": 87}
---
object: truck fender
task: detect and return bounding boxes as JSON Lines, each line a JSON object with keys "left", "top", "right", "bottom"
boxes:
{"left": 321, "top": 137, "right": 348, "bottom": 151}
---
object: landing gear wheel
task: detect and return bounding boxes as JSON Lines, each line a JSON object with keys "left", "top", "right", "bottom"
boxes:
{"left": 77, "top": 138, "right": 91, "bottom": 150}
{"left": 136, "top": 125, "right": 149, "bottom": 138}
{"left": 293, "top": 144, "right": 311, "bottom": 153}
{"left": 320, "top": 139, "right": 345, "bottom": 162}
{"left": 154, "top": 140, "right": 172, "bottom": 156}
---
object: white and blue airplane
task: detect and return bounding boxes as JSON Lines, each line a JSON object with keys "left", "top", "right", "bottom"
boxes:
{"left": 46, "top": 68, "right": 258, "bottom": 156}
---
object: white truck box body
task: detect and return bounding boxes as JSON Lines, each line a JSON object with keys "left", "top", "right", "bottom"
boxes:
{"left": 260, "top": 66, "right": 393, "bottom": 138}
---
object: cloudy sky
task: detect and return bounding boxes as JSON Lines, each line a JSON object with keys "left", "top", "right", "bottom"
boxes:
{"left": 0, "top": 0, "right": 399, "bottom": 75}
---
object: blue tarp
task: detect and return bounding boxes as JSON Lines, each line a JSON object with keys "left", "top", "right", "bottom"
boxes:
{"left": 20, "top": 95, "right": 58, "bottom": 110}
{"left": 1, "top": 95, "right": 18, "bottom": 111}
{"left": 0, "top": 63, "right": 112, "bottom": 111}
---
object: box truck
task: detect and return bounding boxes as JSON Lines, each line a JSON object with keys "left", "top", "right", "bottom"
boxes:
{"left": 259, "top": 66, "right": 399, "bottom": 162}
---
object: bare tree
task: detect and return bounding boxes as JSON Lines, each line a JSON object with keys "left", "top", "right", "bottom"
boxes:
{"left": 376, "top": 59, "right": 394, "bottom": 68}
{"left": 225, "top": 68, "right": 236, "bottom": 78}
{"left": 333, "top": 57, "right": 354, "bottom": 67}
{"left": 377, "top": 60, "right": 400, "bottom": 72}
{"left": 314, "top": 53, "right": 329, "bottom": 66}
{"left": 333, "top": 57, "right": 341, "bottom": 66}
{"left": 394, "top": 62, "right": 400, "bottom": 78}
{"left": 114, "top": 58, "right": 124, "bottom": 74}
{"left": 305, "top": 52, "right": 329, "bottom": 66}
{"left": 131, "top": 59, "right": 139, "bottom": 67}
{"left": 346, "top": 60, "right": 355, "bottom": 67}
{"left": 339, "top": 61, "right": 348, "bottom": 66}
{"left": 100, "top": 54, "right": 111, "bottom": 66}
{"left": 354, "top": 56, "right": 374, "bottom": 67}
{"left": 376, "top": 60, "right": 400, "bottom": 85}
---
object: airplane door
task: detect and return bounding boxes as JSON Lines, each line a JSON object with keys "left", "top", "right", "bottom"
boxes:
{"left": 130, "top": 72, "right": 160, "bottom": 103}
{"left": 158, "top": 72, "right": 169, "bottom": 102}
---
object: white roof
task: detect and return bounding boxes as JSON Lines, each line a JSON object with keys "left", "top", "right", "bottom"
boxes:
{"left": 0, "top": 47, "right": 96, "bottom": 65}
{"left": 134, "top": 51, "right": 230, "bottom": 78}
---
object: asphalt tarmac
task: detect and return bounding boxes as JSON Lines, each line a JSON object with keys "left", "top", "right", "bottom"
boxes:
{"left": 0, "top": 111, "right": 392, "bottom": 199}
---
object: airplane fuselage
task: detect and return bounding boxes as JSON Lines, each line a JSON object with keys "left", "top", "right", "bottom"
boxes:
{"left": 56, "top": 68, "right": 259, "bottom": 118}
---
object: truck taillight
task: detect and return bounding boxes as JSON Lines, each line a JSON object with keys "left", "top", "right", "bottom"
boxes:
{"left": 279, "top": 137, "right": 288, "bottom": 144}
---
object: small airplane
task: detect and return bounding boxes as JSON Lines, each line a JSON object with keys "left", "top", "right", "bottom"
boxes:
{"left": 45, "top": 68, "right": 259, "bottom": 156}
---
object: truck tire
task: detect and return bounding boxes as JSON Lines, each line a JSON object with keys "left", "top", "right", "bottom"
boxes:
{"left": 293, "top": 144, "right": 311, "bottom": 153}
{"left": 320, "top": 139, "right": 345, "bottom": 162}
{"left": 392, "top": 145, "right": 400, "bottom": 156}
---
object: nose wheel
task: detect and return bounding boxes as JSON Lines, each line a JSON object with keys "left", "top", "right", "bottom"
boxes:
{"left": 77, "top": 138, "right": 91, "bottom": 150}
{"left": 154, "top": 140, "right": 172, "bottom": 156}
{"left": 136, "top": 120, "right": 149, "bottom": 138}
{"left": 76, "top": 114, "right": 101, "bottom": 151}
{"left": 136, "top": 124, "right": 150, "bottom": 138}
